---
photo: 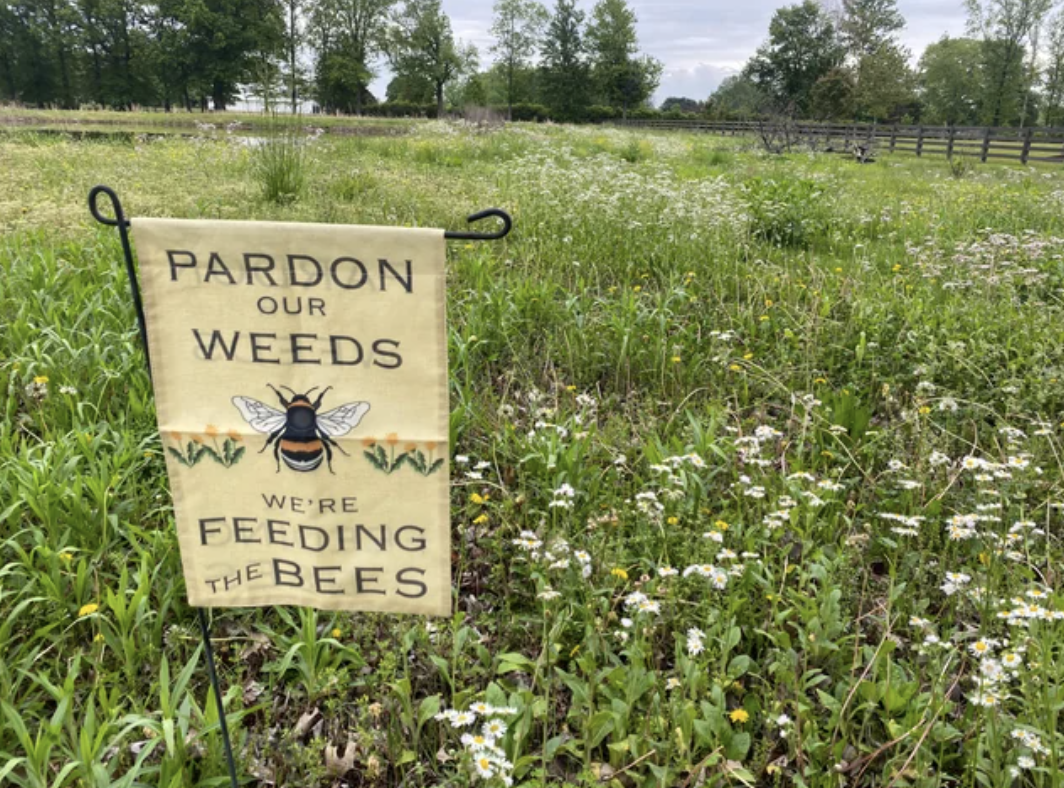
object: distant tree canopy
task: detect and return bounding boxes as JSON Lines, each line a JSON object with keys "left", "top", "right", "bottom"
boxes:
{"left": 660, "top": 97, "right": 703, "bottom": 113}
{"left": 1, "top": 0, "right": 1061, "bottom": 125}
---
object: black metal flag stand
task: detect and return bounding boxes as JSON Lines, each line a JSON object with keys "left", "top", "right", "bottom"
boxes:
{"left": 88, "top": 185, "right": 511, "bottom": 786}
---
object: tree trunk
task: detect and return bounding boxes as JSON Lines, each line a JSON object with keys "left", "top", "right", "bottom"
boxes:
{"left": 212, "top": 82, "right": 227, "bottom": 111}
{"left": 289, "top": 2, "right": 297, "bottom": 114}
{"left": 436, "top": 83, "right": 444, "bottom": 118}
{"left": 355, "top": 82, "right": 363, "bottom": 115}
{"left": 123, "top": 13, "right": 133, "bottom": 110}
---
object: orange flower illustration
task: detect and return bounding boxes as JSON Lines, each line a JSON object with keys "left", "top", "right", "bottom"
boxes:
{"left": 204, "top": 424, "right": 220, "bottom": 438}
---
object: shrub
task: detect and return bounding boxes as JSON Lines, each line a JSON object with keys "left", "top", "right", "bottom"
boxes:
{"left": 742, "top": 176, "right": 836, "bottom": 248}
{"left": 947, "top": 153, "right": 977, "bottom": 179}
{"left": 587, "top": 105, "right": 618, "bottom": 123}
{"left": 362, "top": 102, "right": 438, "bottom": 118}
{"left": 507, "top": 103, "right": 550, "bottom": 122}
{"left": 619, "top": 139, "right": 652, "bottom": 163}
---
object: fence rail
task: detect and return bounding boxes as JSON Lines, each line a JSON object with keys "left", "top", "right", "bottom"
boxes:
{"left": 613, "top": 119, "right": 1064, "bottom": 164}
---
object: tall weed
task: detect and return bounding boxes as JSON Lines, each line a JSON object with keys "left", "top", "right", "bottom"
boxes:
{"left": 251, "top": 118, "right": 309, "bottom": 204}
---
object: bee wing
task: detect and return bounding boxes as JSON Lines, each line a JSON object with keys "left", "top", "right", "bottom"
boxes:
{"left": 231, "top": 396, "right": 287, "bottom": 434}
{"left": 316, "top": 402, "right": 371, "bottom": 437}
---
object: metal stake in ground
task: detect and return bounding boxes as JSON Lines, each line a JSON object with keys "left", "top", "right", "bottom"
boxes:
{"left": 88, "top": 185, "right": 240, "bottom": 788}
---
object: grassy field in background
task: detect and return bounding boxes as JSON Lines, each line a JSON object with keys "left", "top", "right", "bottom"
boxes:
{"left": 3, "top": 121, "right": 1064, "bottom": 787}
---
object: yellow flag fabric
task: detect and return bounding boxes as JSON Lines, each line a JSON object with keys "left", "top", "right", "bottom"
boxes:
{"left": 132, "top": 218, "right": 451, "bottom": 616}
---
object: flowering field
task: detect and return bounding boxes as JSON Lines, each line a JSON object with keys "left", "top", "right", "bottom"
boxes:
{"left": 3, "top": 121, "right": 1064, "bottom": 787}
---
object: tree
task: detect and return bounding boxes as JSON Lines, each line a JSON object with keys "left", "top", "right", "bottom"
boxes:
{"left": 840, "top": 0, "right": 904, "bottom": 57}
{"left": 586, "top": 0, "right": 661, "bottom": 117}
{"left": 388, "top": 0, "right": 475, "bottom": 116}
{"left": 659, "top": 96, "right": 703, "bottom": 113}
{"left": 966, "top": 0, "right": 1051, "bottom": 125}
{"left": 539, "top": 0, "right": 589, "bottom": 121}
{"left": 918, "top": 36, "right": 983, "bottom": 125}
{"left": 489, "top": 0, "right": 547, "bottom": 120}
{"left": 746, "top": 1, "right": 845, "bottom": 115}
{"left": 1044, "top": 11, "right": 1064, "bottom": 125}
{"left": 854, "top": 42, "right": 915, "bottom": 120}
{"left": 182, "top": 0, "right": 284, "bottom": 110}
{"left": 707, "top": 75, "right": 766, "bottom": 118}
{"left": 810, "top": 66, "right": 855, "bottom": 119}
{"left": 386, "top": 72, "right": 433, "bottom": 102}
{"left": 310, "top": 0, "right": 393, "bottom": 113}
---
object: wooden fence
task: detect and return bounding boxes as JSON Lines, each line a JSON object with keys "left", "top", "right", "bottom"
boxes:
{"left": 613, "top": 119, "right": 1064, "bottom": 164}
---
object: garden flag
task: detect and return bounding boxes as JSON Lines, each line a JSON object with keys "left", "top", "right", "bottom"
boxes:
{"left": 132, "top": 218, "right": 451, "bottom": 616}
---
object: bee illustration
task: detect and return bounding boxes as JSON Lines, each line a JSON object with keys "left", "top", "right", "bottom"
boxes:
{"left": 232, "top": 385, "right": 370, "bottom": 473}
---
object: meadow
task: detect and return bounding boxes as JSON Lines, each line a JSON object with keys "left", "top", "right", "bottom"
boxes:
{"left": 2, "top": 118, "right": 1064, "bottom": 787}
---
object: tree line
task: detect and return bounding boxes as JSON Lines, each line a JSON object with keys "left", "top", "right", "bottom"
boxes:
{"left": 0, "top": 0, "right": 661, "bottom": 119}
{"left": 707, "top": 0, "right": 1064, "bottom": 127}
{"left": 4, "top": 0, "right": 1060, "bottom": 126}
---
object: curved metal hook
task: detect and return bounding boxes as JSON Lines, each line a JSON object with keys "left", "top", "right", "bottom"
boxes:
{"left": 88, "top": 184, "right": 129, "bottom": 228}
{"left": 444, "top": 208, "right": 512, "bottom": 241}
{"left": 87, "top": 184, "right": 150, "bottom": 370}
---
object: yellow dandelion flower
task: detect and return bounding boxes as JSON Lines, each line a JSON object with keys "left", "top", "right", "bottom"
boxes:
{"left": 331, "top": 628, "right": 341, "bottom": 638}
{"left": 666, "top": 516, "right": 679, "bottom": 526}
{"left": 729, "top": 364, "right": 741, "bottom": 372}
{"left": 473, "top": 514, "right": 489, "bottom": 525}
{"left": 566, "top": 385, "right": 577, "bottom": 392}
{"left": 78, "top": 603, "right": 99, "bottom": 618}
{"left": 59, "top": 552, "right": 73, "bottom": 563}
{"left": 729, "top": 708, "right": 750, "bottom": 724}
{"left": 93, "top": 633, "right": 104, "bottom": 643}
{"left": 610, "top": 568, "right": 628, "bottom": 580}
{"left": 671, "top": 356, "right": 681, "bottom": 363}
{"left": 714, "top": 520, "right": 729, "bottom": 531}
{"left": 743, "top": 352, "right": 753, "bottom": 360}
{"left": 470, "top": 492, "right": 486, "bottom": 505}
{"left": 34, "top": 375, "right": 49, "bottom": 384}
{"left": 918, "top": 406, "right": 931, "bottom": 415}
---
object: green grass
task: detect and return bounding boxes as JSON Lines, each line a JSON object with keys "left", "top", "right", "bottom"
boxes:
{"left": 3, "top": 121, "right": 1064, "bottom": 787}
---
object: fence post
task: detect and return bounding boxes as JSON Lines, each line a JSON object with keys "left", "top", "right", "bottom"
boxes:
{"left": 916, "top": 125, "right": 924, "bottom": 157}
{"left": 1021, "top": 127, "right": 1033, "bottom": 165}
{"left": 981, "top": 127, "right": 991, "bottom": 163}
{"left": 890, "top": 124, "right": 897, "bottom": 154}
{"left": 947, "top": 126, "right": 955, "bottom": 159}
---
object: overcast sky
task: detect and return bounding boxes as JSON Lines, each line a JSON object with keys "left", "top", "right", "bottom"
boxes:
{"left": 368, "top": 0, "right": 968, "bottom": 106}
